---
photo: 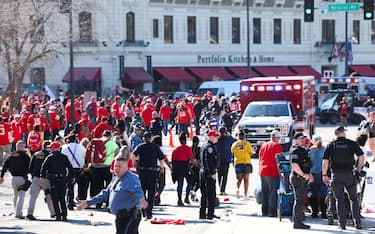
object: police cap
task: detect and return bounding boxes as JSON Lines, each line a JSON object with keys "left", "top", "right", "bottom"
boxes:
{"left": 293, "top": 132, "right": 305, "bottom": 139}
{"left": 334, "top": 126, "right": 347, "bottom": 135}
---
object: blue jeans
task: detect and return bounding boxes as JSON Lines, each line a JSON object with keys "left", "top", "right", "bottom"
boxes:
{"left": 177, "top": 176, "right": 191, "bottom": 201}
{"left": 260, "top": 176, "right": 279, "bottom": 217}
{"left": 162, "top": 120, "right": 169, "bottom": 136}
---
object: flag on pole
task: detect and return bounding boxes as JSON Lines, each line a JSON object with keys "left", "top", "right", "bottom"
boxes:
{"left": 347, "top": 39, "right": 353, "bottom": 63}
{"left": 328, "top": 40, "right": 341, "bottom": 62}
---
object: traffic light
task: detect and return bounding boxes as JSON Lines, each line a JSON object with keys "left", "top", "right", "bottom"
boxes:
{"left": 364, "top": 0, "right": 374, "bottom": 20}
{"left": 304, "top": 0, "right": 314, "bottom": 22}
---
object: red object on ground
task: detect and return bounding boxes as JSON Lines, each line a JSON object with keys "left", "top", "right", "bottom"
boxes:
{"left": 223, "top": 197, "right": 230, "bottom": 202}
{"left": 150, "top": 218, "right": 185, "bottom": 225}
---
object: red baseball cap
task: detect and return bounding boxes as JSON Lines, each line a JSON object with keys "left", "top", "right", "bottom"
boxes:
{"left": 48, "top": 141, "right": 62, "bottom": 149}
{"left": 207, "top": 130, "right": 220, "bottom": 137}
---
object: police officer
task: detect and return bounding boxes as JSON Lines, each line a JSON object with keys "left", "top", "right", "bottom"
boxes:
{"left": 199, "top": 130, "right": 220, "bottom": 220}
{"left": 290, "top": 132, "right": 313, "bottom": 229}
{"left": 27, "top": 141, "right": 55, "bottom": 220}
{"left": 78, "top": 146, "right": 148, "bottom": 234}
{"left": 40, "top": 141, "right": 73, "bottom": 221}
{"left": 132, "top": 131, "right": 165, "bottom": 219}
{"left": 0, "top": 141, "right": 30, "bottom": 219}
{"left": 322, "top": 126, "right": 364, "bottom": 230}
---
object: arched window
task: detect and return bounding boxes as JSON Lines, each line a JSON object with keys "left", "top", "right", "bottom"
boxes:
{"left": 126, "top": 12, "right": 135, "bottom": 42}
{"left": 79, "top": 11, "right": 92, "bottom": 42}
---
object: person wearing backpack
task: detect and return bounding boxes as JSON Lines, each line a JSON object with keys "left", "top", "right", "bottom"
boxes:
{"left": 61, "top": 134, "right": 87, "bottom": 210}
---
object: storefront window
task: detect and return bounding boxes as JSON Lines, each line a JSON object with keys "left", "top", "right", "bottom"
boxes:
{"left": 188, "top": 16, "right": 196, "bottom": 44}
{"left": 232, "top": 17, "right": 240, "bottom": 44}
{"left": 164, "top": 15, "right": 173, "bottom": 43}
{"left": 210, "top": 17, "right": 219, "bottom": 44}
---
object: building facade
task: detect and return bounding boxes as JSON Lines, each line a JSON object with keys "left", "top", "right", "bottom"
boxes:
{"left": 17, "top": 0, "right": 375, "bottom": 96}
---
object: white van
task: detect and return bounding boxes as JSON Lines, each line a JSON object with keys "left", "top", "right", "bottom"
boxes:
{"left": 196, "top": 80, "right": 240, "bottom": 97}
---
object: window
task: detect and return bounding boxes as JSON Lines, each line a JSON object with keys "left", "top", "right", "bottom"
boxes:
{"left": 30, "top": 16, "right": 44, "bottom": 42}
{"left": 31, "top": 68, "right": 46, "bottom": 85}
{"left": 372, "top": 21, "right": 375, "bottom": 44}
{"left": 164, "top": 15, "right": 173, "bottom": 43}
{"left": 79, "top": 12, "right": 92, "bottom": 42}
{"left": 352, "top": 20, "right": 360, "bottom": 44}
{"left": 187, "top": 16, "right": 196, "bottom": 44}
{"left": 253, "top": 18, "right": 261, "bottom": 44}
{"left": 126, "top": 12, "right": 135, "bottom": 42}
{"left": 273, "top": 18, "right": 281, "bottom": 44}
{"left": 322, "top": 20, "right": 335, "bottom": 43}
{"left": 293, "top": 19, "right": 301, "bottom": 44}
{"left": 153, "top": 19, "right": 159, "bottom": 38}
{"left": 210, "top": 17, "right": 219, "bottom": 44}
{"left": 232, "top": 17, "right": 240, "bottom": 44}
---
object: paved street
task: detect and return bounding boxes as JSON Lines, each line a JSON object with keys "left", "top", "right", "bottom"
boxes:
{"left": 1, "top": 124, "right": 375, "bottom": 233}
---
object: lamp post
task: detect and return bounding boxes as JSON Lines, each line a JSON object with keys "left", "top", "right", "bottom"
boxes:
{"left": 68, "top": 1, "right": 75, "bottom": 126}
{"left": 246, "top": 0, "right": 251, "bottom": 79}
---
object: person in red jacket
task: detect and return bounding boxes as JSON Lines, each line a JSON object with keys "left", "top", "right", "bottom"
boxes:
{"left": 65, "top": 99, "right": 81, "bottom": 127}
{"left": 0, "top": 116, "right": 12, "bottom": 166}
{"left": 159, "top": 100, "right": 172, "bottom": 136}
{"left": 49, "top": 105, "right": 61, "bottom": 141}
{"left": 176, "top": 103, "right": 192, "bottom": 134}
{"left": 111, "top": 96, "right": 123, "bottom": 121}
{"left": 27, "top": 125, "right": 43, "bottom": 155}
{"left": 92, "top": 117, "right": 112, "bottom": 138}
{"left": 10, "top": 114, "right": 22, "bottom": 152}
{"left": 19, "top": 110, "right": 30, "bottom": 145}
{"left": 78, "top": 113, "right": 94, "bottom": 140}
{"left": 97, "top": 100, "right": 109, "bottom": 124}
{"left": 258, "top": 130, "right": 283, "bottom": 217}
{"left": 85, "top": 96, "right": 98, "bottom": 125}
{"left": 27, "top": 107, "right": 47, "bottom": 133}
{"left": 141, "top": 103, "right": 154, "bottom": 131}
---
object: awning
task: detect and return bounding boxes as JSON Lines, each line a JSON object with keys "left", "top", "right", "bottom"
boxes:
{"left": 187, "top": 67, "right": 234, "bottom": 81}
{"left": 349, "top": 65, "right": 375, "bottom": 76}
{"left": 254, "top": 66, "right": 297, "bottom": 77}
{"left": 124, "top": 67, "right": 153, "bottom": 84}
{"left": 62, "top": 67, "right": 101, "bottom": 82}
{"left": 226, "top": 66, "right": 261, "bottom": 78}
{"left": 289, "top": 66, "right": 321, "bottom": 79}
{"left": 154, "top": 67, "right": 196, "bottom": 82}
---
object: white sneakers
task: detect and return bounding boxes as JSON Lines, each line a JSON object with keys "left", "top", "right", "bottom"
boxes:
{"left": 236, "top": 190, "right": 240, "bottom": 198}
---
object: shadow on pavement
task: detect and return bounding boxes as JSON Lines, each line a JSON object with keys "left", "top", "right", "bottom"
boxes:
{"left": 0, "top": 226, "right": 36, "bottom": 234}
{"left": 68, "top": 219, "right": 112, "bottom": 226}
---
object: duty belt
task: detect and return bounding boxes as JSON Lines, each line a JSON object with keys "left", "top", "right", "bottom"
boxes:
{"left": 139, "top": 166, "right": 159, "bottom": 171}
{"left": 47, "top": 173, "right": 66, "bottom": 178}
{"left": 116, "top": 207, "right": 138, "bottom": 219}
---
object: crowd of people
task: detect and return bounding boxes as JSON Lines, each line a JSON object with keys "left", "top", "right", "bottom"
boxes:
{"left": 0, "top": 89, "right": 372, "bottom": 233}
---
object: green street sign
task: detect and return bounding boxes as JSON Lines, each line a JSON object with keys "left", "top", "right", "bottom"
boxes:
{"left": 328, "top": 3, "right": 360, "bottom": 12}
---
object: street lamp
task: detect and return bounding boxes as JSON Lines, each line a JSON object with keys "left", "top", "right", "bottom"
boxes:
{"left": 68, "top": 1, "right": 75, "bottom": 126}
{"left": 246, "top": 0, "right": 251, "bottom": 79}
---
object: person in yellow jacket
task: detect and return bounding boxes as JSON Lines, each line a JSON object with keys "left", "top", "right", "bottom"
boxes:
{"left": 231, "top": 131, "right": 253, "bottom": 199}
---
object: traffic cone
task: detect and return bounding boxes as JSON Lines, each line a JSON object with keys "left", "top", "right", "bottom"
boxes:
{"left": 189, "top": 124, "right": 193, "bottom": 141}
{"left": 169, "top": 129, "right": 174, "bottom": 147}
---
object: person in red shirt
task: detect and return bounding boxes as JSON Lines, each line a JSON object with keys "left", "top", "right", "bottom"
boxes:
{"left": 27, "top": 125, "right": 43, "bottom": 155}
{"left": 141, "top": 103, "right": 154, "bottom": 131}
{"left": 171, "top": 133, "right": 194, "bottom": 206}
{"left": 97, "top": 101, "right": 109, "bottom": 124}
{"left": 19, "top": 110, "right": 31, "bottom": 145}
{"left": 258, "top": 130, "right": 283, "bottom": 217}
{"left": 0, "top": 116, "right": 12, "bottom": 166}
{"left": 65, "top": 99, "right": 81, "bottom": 127}
{"left": 176, "top": 103, "right": 192, "bottom": 135}
{"left": 85, "top": 96, "right": 98, "bottom": 125}
{"left": 92, "top": 117, "right": 112, "bottom": 138}
{"left": 159, "top": 100, "right": 172, "bottom": 136}
{"left": 49, "top": 105, "right": 61, "bottom": 141}
{"left": 339, "top": 96, "right": 349, "bottom": 127}
{"left": 27, "top": 107, "right": 47, "bottom": 133}
{"left": 78, "top": 113, "right": 94, "bottom": 140}
{"left": 111, "top": 96, "right": 123, "bottom": 121}
{"left": 10, "top": 114, "right": 22, "bottom": 152}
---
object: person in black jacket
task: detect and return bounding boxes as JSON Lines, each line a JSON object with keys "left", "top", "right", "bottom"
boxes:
{"left": 199, "top": 130, "right": 220, "bottom": 220}
{"left": 193, "top": 97, "right": 204, "bottom": 135}
{"left": 27, "top": 141, "right": 55, "bottom": 220}
{"left": 40, "top": 141, "right": 73, "bottom": 221}
{"left": 150, "top": 111, "right": 163, "bottom": 137}
{"left": 0, "top": 141, "right": 30, "bottom": 219}
{"left": 220, "top": 105, "right": 234, "bottom": 134}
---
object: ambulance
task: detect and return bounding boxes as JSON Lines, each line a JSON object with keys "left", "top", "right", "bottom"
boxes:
{"left": 319, "top": 76, "right": 375, "bottom": 99}
{"left": 236, "top": 76, "right": 316, "bottom": 154}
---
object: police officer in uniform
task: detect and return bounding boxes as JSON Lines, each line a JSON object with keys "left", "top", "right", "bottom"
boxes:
{"left": 290, "top": 132, "right": 313, "bottom": 229}
{"left": 0, "top": 141, "right": 30, "bottom": 219}
{"left": 78, "top": 146, "right": 148, "bottom": 234}
{"left": 27, "top": 141, "right": 55, "bottom": 220}
{"left": 132, "top": 131, "right": 165, "bottom": 219}
{"left": 199, "top": 130, "right": 220, "bottom": 220}
{"left": 40, "top": 141, "right": 73, "bottom": 221}
{"left": 322, "top": 126, "right": 364, "bottom": 230}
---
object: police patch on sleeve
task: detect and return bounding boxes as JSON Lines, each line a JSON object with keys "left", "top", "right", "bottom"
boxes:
{"left": 208, "top": 147, "right": 213, "bottom": 154}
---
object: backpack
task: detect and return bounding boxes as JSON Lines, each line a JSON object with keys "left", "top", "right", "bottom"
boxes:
{"left": 85, "top": 138, "right": 107, "bottom": 164}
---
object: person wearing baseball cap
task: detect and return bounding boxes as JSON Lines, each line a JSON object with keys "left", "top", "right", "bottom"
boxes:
{"left": 40, "top": 141, "right": 73, "bottom": 221}
{"left": 322, "top": 126, "right": 364, "bottom": 230}
{"left": 258, "top": 130, "right": 283, "bottom": 217}
{"left": 199, "top": 129, "right": 220, "bottom": 220}
{"left": 290, "top": 132, "right": 313, "bottom": 229}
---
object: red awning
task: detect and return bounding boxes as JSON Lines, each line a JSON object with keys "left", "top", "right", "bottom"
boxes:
{"left": 226, "top": 66, "right": 261, "bottom": 78}
{"left": 289, "top": 66, "right": 321, "bottom": 79}
{"left": 254, "top": 66, "right": 296, "bottom": 77}
{"left": 154, "top": 67, "right": 196, "bottom": 82}
{"left": 62, "top": 67, "right": 101, "bottom": 82}
{"left": 187, "top": 67, "right": 234, "bottom": 81}
{"left": 349, "top": 65, "right": 375, "bottom": 76}
{"left": 124, "top": 68, "right": 153, "bottom": 84}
